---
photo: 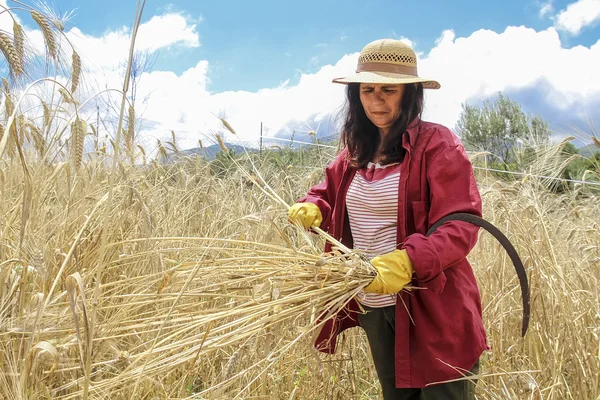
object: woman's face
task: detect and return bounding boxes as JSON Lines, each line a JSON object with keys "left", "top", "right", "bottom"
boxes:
{"left": 359, "top": 83, "right": 405, "bottom": 136}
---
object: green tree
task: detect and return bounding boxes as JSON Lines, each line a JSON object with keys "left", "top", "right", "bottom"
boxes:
{"left": 456, "top": 93, "right": 551, "bottom": 169}
{"left": 562, "top": 142, "right": 579, "bottom": 156}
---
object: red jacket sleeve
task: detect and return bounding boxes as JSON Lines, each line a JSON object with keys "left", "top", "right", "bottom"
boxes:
{"left": 297, "top": 150, "right": 347, "bottom": 232}
{"left": 402, "top": 143, "right": 482, "bottom": 294}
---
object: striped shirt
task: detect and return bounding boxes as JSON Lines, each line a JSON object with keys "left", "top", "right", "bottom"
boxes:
{"left": 346, "top": 161, "right": 402, "bottom": 308}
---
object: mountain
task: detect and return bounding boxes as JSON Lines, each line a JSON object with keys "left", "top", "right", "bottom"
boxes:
{"left": 167, "top": 135, "right": 338, "bottom": 162}
{"left": 578, "top": 144, "right": 600, "bottom": 158}
{"left": 166, "top": 143, "right": 254, "bottom": 162}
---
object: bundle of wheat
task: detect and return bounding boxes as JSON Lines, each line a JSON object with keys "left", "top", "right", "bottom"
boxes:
{"left": 4, "top": 235, "right": 378, "bottom": 398}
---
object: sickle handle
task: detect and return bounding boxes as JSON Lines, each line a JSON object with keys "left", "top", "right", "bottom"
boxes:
{"left": 426, "top": 213, "right": 531, "bottom": 337}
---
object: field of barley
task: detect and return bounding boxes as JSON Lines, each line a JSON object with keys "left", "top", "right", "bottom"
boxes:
{"left": 1, "top": 4, "right": 600, "bottom": 400}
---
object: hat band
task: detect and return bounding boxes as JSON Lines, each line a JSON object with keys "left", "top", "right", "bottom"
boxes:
{"left": 356, "top": 62, "right": 418, "bottom": 77}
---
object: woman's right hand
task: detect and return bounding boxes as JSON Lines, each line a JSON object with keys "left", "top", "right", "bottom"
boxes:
{"left": 288, "top": 202, "right": 323, "bottom": 229}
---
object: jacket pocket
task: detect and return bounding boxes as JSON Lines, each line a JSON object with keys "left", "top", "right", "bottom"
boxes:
{"left": 410, "top": 201, "right": 429, "bottom": 234}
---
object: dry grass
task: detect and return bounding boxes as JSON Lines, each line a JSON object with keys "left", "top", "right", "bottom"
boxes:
{"left": 0, "top": 143, "right": 599, "bottom": 399}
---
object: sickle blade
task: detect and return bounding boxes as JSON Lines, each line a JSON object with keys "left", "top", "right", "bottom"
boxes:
{"left": 426, "top": 213, "right": 530, "bottom": 337}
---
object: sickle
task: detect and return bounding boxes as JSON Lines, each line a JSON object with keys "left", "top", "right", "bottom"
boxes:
{"left": 425, "top": 213, "right": 530, "bottom": 337}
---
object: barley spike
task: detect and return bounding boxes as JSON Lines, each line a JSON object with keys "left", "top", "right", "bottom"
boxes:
{"left": 216, "top": 134, "right": 228, "bottom": 152}
{"left": 71, "top": 118, "right": 85, "bottom": 170}
{"left": 0, "top": 31, "right": 24, "bottom": 77}
{"left": 71, "top": 51, "right": 81, "bottom": 93}
{"left": 31, "top": 11, "right": 57, "bottom": 59}
{"left": 12, "top": 22, "right": 24, "bottom": 70}
{"left": 127, "top": 105, "right": 135, "bottom": 152}
{"left": 42, "top": 101, "right": 51, "bottom": 127}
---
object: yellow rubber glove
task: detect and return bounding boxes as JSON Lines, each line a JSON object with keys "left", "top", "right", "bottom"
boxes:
{"left": 288, "top": 202, "right": 323, "bottom": 230}
{"left": 364, "top": 249, "right": 414, "bottom": 294}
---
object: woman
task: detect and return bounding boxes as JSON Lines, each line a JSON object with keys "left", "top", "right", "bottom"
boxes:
{"left": 288, "top": 39, "right": 488, "bottom": 399}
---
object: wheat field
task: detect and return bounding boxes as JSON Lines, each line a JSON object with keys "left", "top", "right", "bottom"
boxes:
{"left": 1, "top": 3, "right": 600, "bottom": 400}
{"left": 1, "top": 145, "right": 599, "bottom": 399}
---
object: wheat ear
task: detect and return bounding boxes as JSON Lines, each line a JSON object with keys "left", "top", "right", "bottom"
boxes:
{"left": 12, "top": 22, "right": 24, "bottom": 70}
{"left": 219, "top": 117, "right": 236, "bottom": 135}
{"left": 0, "top": 31, "right": 24, "bottom": 77}
{"left": 29, "top": 123, "right": 46, "bottom": 158}
{"left": 137, "top": 145, "right": 146, "bottom": 164}
{"left": 157, "top": 139, "right": 168, "bottom": 161}
{"left": 59, "top": 87, "right": 75, "bottom": 104}
{"left": 3, "top": 92, "right": 18, "bottom": 158}
{"left": 71, "top": 118, "right": 85, "bottom": 170}
{"left": 71, "top": 51, "right": 81, "bottom": 93}
{"left": 216, "top": 133, "right": 228, "bottom": 152}
{"left": 42, "top": 101, "right": 51, "bottom": 128}
{"left": 127, "top": 105, "right": 135, "bottom": 157}
{"left": 30, "top": 11, "right": 57, "bottom": 59}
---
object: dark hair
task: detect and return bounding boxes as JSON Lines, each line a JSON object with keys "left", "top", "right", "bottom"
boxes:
{"left": 340, "top": 82, "right": 424, "bottom": 168}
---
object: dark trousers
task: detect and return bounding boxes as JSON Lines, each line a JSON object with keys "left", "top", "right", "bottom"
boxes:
{"left": 357, "top": 305, "right": 479, "bottom": 400}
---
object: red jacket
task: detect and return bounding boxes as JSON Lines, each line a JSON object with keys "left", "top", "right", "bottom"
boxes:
{"left": 299, "top": 119, "right": 488, "bottom": 388}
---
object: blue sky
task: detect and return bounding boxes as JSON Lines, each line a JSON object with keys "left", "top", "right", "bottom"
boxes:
{"left": 2, "top": 0, "right": 599, "bottom": 151}
{"left": 53, "top": 0, "right": 599, "bottom": 93}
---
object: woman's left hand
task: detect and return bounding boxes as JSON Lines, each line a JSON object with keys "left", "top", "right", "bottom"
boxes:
{"left": 364, "top": 249, "right": 414, "bottom": 294}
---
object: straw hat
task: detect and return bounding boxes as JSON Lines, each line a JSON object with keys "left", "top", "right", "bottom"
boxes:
{"left": 333, "top": 38, "right": 440, "bottom": 89}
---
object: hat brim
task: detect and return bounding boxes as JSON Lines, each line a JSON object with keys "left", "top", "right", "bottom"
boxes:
{"left": 332, "top": 71, "right": 440, "bottom": 89}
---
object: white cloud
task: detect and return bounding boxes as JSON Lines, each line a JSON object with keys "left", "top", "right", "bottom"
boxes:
{"left": 65, "top": 13, "right": 199, "bottom": 73}
{"left": 420, "top": 26, "right": 600, "bottom": 129}
{"left": 132, "top": 55, "right": 355, "bottom": 150}
{"left": 1, "top": 4, "right": 198, "bottom": 73}
{"left": 554, "top": 0, "right": 600, "bottom": 35}
{"left": 539, "top": 0, "right": 554, "bottom": 18}
{"left": 0, "top": 0, "right": 11, "bottom": 29}
{"left": 124, "top": 24, "right": 600, "bottom": 152}
{"left": 136, "top": 14, "right": 200, "bottom": 53}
